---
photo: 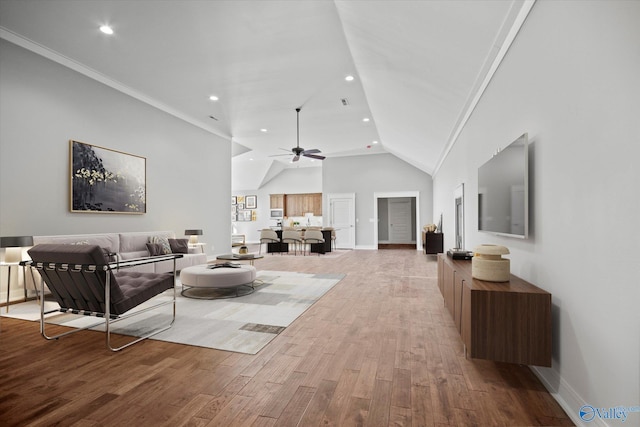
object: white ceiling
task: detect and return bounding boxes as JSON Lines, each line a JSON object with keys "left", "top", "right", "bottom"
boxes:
{"left": 0, "top": 0, "right": 531, "bottom": 189}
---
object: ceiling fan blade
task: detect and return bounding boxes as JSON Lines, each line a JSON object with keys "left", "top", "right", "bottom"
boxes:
{"left": 302, "top": 148, "right": 321, "bottom": 154}
{"left": 303, "top": 153, "right": 326, "bottom": 160}
{"left": 292, "top": 155, "right": 300, "bottom": 162}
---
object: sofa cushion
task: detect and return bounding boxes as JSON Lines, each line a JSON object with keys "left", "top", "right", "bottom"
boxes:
{"left": 119, "top": 249, "right": 151, "bottom": 260}
{"left": 149, "top": 235, "right": 172, "bottom": 254}
{"left": 168, "top": 238, "right": 189, "bottom": 254}
{"left": 119, "top": 231, "right": 174, "bottom": 253}
{"left": 146, "top": 243, "right": 164, "bottom": 257}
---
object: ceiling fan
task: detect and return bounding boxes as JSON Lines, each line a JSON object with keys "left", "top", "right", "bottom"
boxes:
{"left": 271, "top": 108, "right": 326, "bottom": 162}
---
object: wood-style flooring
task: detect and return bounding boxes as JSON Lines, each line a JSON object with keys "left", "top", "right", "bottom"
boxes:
{"left": 0, "top": 249, "right": 573, "bottom": 426}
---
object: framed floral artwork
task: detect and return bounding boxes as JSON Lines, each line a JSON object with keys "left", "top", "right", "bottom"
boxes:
{"left": 70, "top": 140, "right": 146, "bottom": 214}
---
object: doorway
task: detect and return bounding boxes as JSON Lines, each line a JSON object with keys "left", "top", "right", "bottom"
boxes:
{"left": 374, "top": 191, "right": 421, "bottom": 250}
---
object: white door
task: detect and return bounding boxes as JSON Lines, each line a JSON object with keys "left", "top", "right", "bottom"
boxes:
{"left": 388, "top": 199, "right": 412, "bottom": 243}
{"left": 328, "top": 193, "right": 355, "bottom": 249}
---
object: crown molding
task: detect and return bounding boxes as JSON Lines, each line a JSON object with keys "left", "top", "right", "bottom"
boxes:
{"left": 0, "top": 27, "right": 231, "bottom": 141}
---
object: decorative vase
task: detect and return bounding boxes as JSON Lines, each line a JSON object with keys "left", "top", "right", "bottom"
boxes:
{"left": 472, "top": 244, "right": 510, "bottom": 282}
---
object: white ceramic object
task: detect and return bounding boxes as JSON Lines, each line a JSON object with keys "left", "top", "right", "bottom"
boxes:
{"left": 472, "top": 244, "right": 510, "bottom": 282}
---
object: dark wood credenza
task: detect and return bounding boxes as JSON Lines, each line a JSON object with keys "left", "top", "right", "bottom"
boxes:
{"left": 437, "top": 254, "right": 552, "bottom": 367}
{"left": 422, "top": 232, "right": 443, "bottom": 254}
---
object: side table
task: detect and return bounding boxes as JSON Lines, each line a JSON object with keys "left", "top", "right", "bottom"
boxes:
{"left": 422, "top": 232, "right": 444, "bottom": 255}
{"left": 1, "top": 261, "right": 27, "bottom": 313}
{"left": 188, "top": 243, "right": 207, "bottom": 254}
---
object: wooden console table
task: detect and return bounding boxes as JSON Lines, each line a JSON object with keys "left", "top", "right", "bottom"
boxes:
{"left": 437, "top": 254, "right": 552, "bottom": 367}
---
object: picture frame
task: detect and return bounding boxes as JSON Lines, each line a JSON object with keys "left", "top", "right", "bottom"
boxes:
{"left": 237, "top": 210, "right": 252, "bottom": 222}
{"left": 237, "top": 202, "right": 244, "bottom": 210}
{"left": 70, "top": 140, "right": 146, "bottom": 214}
{"left": 232, "top": 196, "right": 237, "bottom": 205}
{"left": 245, "top": 195, "right": 257, "bottom": 209}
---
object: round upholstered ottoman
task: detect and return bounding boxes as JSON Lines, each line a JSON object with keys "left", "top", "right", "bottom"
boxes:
{"left": 180, "top": 264, "right": 257, "bottom": 299}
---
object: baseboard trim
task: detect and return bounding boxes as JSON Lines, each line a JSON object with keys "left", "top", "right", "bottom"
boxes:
{"left": 355, "top": 245, "right": 376, "bottom": 250}
{"left": 378, "top": 243, "right": 416, "bottom": 249}
{"left": 531, "top": 366, "right": 609, "bottom": 427}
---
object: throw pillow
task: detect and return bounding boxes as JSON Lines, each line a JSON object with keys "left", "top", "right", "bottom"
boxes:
{"left": 149, "top": 235, "right": 171, "bottom": 254}
{"left": 146, "top": 243, "right": 164, "bottom": 257}
{"left": 168, "top": 238, "right": 189, "bottom": 254}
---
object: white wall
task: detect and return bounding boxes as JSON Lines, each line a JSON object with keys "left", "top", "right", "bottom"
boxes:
{"left": 0, "top": 40, "right": 232, "bottom": 258}
{"left": 324, "top": 153, "right": 433, "bottom": 249}
{"left": 232, "top": 167, "right": 322, "bottom": 243}
{"left": 433, "top": 1, "right": 640, "bottom": 424}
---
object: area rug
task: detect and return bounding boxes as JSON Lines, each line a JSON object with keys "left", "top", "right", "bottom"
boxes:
{"left": 2, "top": 270, "right": 344, "bottom": 355}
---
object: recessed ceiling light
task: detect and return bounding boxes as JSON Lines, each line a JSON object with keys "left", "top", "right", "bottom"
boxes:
{"left": 260, "top": 128, "right": 268, "bottom": 133}
{"left": 363, "top": 117, "right": 370, "bottom": 122}
{"left": 209, "top": 95, "right": 219, "bottom": 101}
{"left": 249, "top": 158, "right": 254, "bottom": 161}
{"left": 345, "top": 75, "right": 355, "bottom": 82}
{"left": 373, "top": 140, "right": 379, "bottom": 144}
{"left": 99, "top": 25, "right": 114, "bottom": 35}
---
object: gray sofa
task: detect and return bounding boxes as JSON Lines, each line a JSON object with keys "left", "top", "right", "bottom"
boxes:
{"left": 32, "top": 231, "right": 207, "bottom": 273}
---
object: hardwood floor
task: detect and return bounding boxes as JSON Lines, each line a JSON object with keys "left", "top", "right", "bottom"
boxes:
{"left": 0, "top": 249, "right": 573, "bottom": 426}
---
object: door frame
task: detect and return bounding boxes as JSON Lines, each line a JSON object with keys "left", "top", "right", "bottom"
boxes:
{"left": 326, "top": 192, "right": 356, "bottom": 249}
{"left": 374, "top": 191, "right": 421, "bottom": 250}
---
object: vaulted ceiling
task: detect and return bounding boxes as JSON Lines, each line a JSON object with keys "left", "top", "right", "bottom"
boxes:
{"left": 0, "top": 0, "right": 532, "bottom": 189}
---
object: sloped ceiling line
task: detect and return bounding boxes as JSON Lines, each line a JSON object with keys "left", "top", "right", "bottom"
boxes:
{"left": 258, "top": 160, "right": 287, "bottom": 189}
{"left": 433, "top": 0, "right": 536, "bottom": 175}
